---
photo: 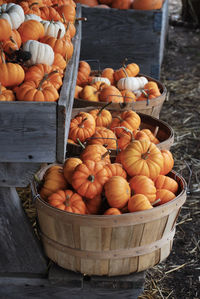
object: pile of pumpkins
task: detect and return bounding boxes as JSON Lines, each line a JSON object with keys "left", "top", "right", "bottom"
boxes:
{"left": 37, "top": 107, "right": 178, "bottom": 216}
{"left": 0, "top": 0, "right": 77, "bottom": 102}
{"left": 75, "top": 60, "right": 162, "bottom": 103}
{"left": 73, "top": 0, "right": 165, "bottom": 10}
{"left": 67, "top": 107, "right": 161, "bottom": 150}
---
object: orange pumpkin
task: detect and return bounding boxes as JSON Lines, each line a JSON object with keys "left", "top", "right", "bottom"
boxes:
{"left": 79, "top": 85, "right": 99, "bottom": 102}
{"left": 155, "top": 189, "right": 176, "bottom": 205}
{"left": 72, "top": 160, "right": 109, "bottom": 199}
{"left": 0, "top": 19, "right": 12, "bottom": 41}
{"left": 40, "top": 6, "right": 62, "bottom": 21}
{"left": 132, "top": 0, "right": 163, "bottom": 10}
{"left": 114, "top": 62, "right": 140, "bottom": 82}
{"left": 110, "top": 110, "right": 141, "bottom": 137}
{"left": 129, "top": 175, "right": 156, "bottom": 203}
{"left": 121, "top": 139, "right": 164, "bottom": 180}
{"left": 111, "top": 0, "right": 132, "bottom": 9}
{"left": 56, "top": 4, "right": 76, "bottom": 23}
{"left": 104, "top": 163, "right": 127, "bottom": 179}
{"left": 76, "top": 60, "right": 91, "bottom": 87}
{"left": 104, "top": 208, "right": 122, "bottom": 215}
{"left": 160, "top": 149, "right": 174, "bottom": 175}
{"left": 0, "top": 83, "right": 15, "bottom": 101}
{"left": 63, "top": 157, "right": 82, "bottom": 185}
{"left": 80, "top": 144, "right": 111, "bottom": 165}
{"left": 18, "top": 20, "right": 45, "bottom": 43}
{"left": 2, "top": 29, "right": 22, "bottom": 54}
{"left": 154, "top": 174, "right": 179, "bottom": 194}
{"left": 68, "top": 111, "right": 96, "bottom": 143}
{"left": 74, "top": 0, "right": 98, "bottom": 7}
{"left": 104, "top": 176, "right": 131, "bottom": 209}
{"left": 128, "top": 194, "right": 153, "bottom": 212}
{"left": 48, "top": 189, "right": 87, "bottom": 214}
{"left": 84, "top": 194, "right": 102, "bottom": 215}
{"left": 87, "top": 127, "right": 118, "bottom": 150}
{"left": 39, "top": 165, "right": 68, "bottom": 199}
{"left": 99, "top": 85, "right": 122, "bottom": 103}
{"left": 53, "top": 52, "right": 67, "bottom": 72}
{"left": 101, "top": 67, "right": 115, "bottom": 85}
{"left": 89, "top": 106, "right": 112, "bottom": 128}
{"left": 120, "top": 89, "right": 136, "bottom": 102}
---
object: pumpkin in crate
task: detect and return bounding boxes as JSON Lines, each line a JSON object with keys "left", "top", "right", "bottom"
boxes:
{"left": 132, "top": 0, "right": 163, "bottom": 10}
{"left": 0, "top": 18, "right": 12, "bottom": 41}
{"left": 0, "top": 3, "right": 25, "bottom": 29}
{"left": 0, "top": 83, "right": 15, "bottom": 101}
{"left": 76, "top": 60, "right": 91, "bottom": 86}
{"left": 18, "top": 19, "right": 45, "bottom": 43}
{"left": 2, "top": 29, "right": 22, "bottom": 54}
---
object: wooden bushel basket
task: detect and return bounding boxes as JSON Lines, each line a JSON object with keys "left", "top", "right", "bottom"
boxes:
{"left": 66, "top": 109, "right": 174, "bottom": 157}
{"left": 33, "top": 165, "right": 187, "bottom": 277}
{"left": 73, "top": 73, "right": 167, "bottom": 119}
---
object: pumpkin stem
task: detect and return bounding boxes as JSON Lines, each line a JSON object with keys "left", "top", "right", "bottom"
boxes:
{"left": 101, "top": 150, "right": 111, "bottom": 160}
{"left": 30, "top": 2, "right": 40, "bottom": 8}
{"left": 76, "top": 138, "right": 85, "bottom": 149}
{"left": 97, "top": 102, "right": 112, "bottom": 116}
{"left": 141, "top": 148, "right": 151, "bottom": 160}
{"left": 76, "top": 17, "right": 87, "bottom": 22}
{"left": 65, "top": 194, "right": 70, "bottom": 207}
{"left": 57, "top": 28, "right": 62, "bottom": 39}
{"left": 122, "top": 67, "right": 129, "bottom": 78}
{"left": 87, "top": 174, "right": 95, "bottom": 182}
{"left": 79, "top": 117, "right": 88, "bottom": 128}
{"left": 122, "top": 57, "right": 128, "bottom": 68}
{"left": 10, "top": 36, "right": 19, "bottom": 50}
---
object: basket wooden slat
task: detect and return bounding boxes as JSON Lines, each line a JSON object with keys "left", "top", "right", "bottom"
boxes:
{"left": 33, "top": 164, "right": 187, "bottom": 277}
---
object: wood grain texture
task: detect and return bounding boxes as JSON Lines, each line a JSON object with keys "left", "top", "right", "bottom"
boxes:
{"left": 80, "top": 0, "right": 169, "bottom": 79}
{"left": 0, "top": 187, "right": 47, "bottom": 274}
{"left": 0, "top": 163, "right": 42, "bottom": 187}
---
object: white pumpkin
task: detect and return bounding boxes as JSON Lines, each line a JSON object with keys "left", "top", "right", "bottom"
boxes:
{"left": 24, "top": 14, "right": 42, "bottom": 22}
{"left": 91, "top": 77, "right": 111, "bottom": 86}
{"left": 0, "top": 3, "right": 25, "bottom": 29}
{"left": 23, "top": 40, "right": 54, "bottom": 66}
{"left": 117, "top": 76, "right": 148, "bottom": 91}
{"left": 41, "top": 20, "right": 66, "bottom": 39}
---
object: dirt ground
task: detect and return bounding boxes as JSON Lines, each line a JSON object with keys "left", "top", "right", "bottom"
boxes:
{"left": 139, "top": 0, "right": 200, "bottom": 298}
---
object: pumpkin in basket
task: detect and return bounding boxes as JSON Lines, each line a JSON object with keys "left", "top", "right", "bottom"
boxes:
{"left": 128, "top": 194, "right": 153, "bottom": 212}
{"left": 155, "top": 189, "right": 176, "bottom": 205}
{"left": 99, "top": 85, "right": 123, "bottom": 103}
{"left": 104, "top": 208, "right": 122, "bottom": 215}
{"left": 79, "top": 85, "right": 99, "bottom": 102}
{"left": 68, "top": 111, "right": 96, "bottom": 143}
{"left": 114, "top": 61, "right": 140, "bottom": 82}
{"left": 101, "top": 67, "right": 115, "bottom": 85}
{"left": 160, "top": 149, "right": 174, "bottom": 175}
{"left": 80, "top": 144, "right": 111, "bottom": 165}
{"left": 87, "top": 127, "right": 118, "bottom": 150}
{"left": 110, "top": 110, "right": 141, "bottom": 137}
{"left": 104, "top": 176, "right": 131, "bottom": 209}
{"left": 89, "top": 105, "right": 112, "bottom": 128}
{"left": 63, "top": 157, "right": 82, "bottom": 185}
{"left": 48, "top": 189, "right": 87, "bottom": 214}
{"left": 39, "top": 165, "right": 68, "bottom": 199}
{"left": 72, "top": 160, "right": 110, "bottom": 199}
{"left": 104, "top": 163, "right": 127, "bottom": 179}
{"left": 121, "top": 139, "right": 164, "bottom": 180}
{"left": 154, "top": 174, "right": 179, "bottom": 194}
{"left": 84, "top": 194, "right": 102, "bottom": 215}
{"left": 129, "top": 175, "right": 157, "bottom": 203}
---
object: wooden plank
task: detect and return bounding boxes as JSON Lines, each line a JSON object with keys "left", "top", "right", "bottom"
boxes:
{"left": 0, "top": 187, "right": 47, "bottom": 274}
{"left": 80, "top": 0, "right": 169, "bottom": 79}
{"left": 0, "top": 102, "right": 57, "bottom": 163}
{"left": 57, "top": 4, "right": 82, "bottom": 163}
{"left": 0, "top": 163, "right": 42, "bottom": 187}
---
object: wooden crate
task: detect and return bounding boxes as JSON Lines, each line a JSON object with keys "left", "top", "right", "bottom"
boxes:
{"left": 80, "top": 0, "right": 169, "bottom": 79}
{"left": 0, "top": 6, "right": 81, "bottom": 165}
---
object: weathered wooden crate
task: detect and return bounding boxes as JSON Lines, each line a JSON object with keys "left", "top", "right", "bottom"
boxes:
{"left": 80, "top": 0, "right": 169, "bottom": 79}
{"left": 0, "top": 6, "right": 81, "bottom": 165}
